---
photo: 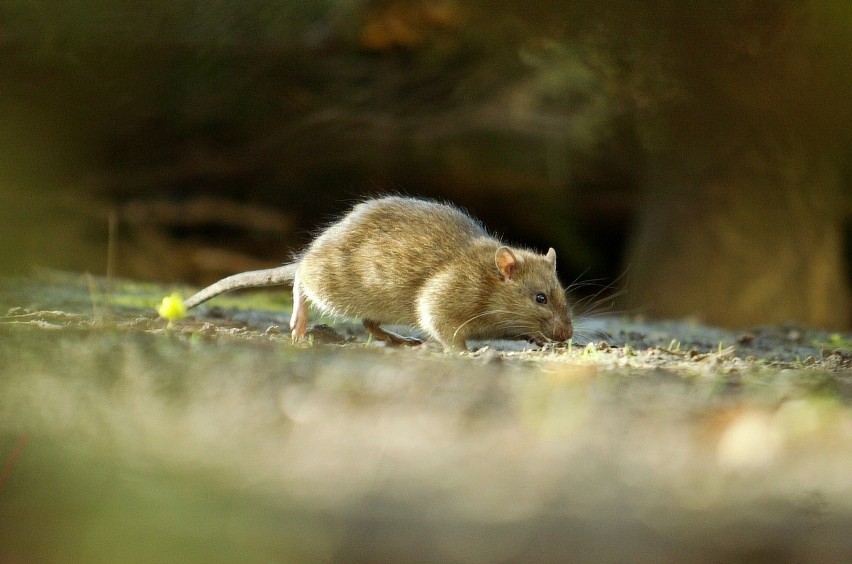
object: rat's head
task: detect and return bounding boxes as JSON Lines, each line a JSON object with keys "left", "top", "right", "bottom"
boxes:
{"left": 488, "top": 246, "right": 573, "bottom": 344}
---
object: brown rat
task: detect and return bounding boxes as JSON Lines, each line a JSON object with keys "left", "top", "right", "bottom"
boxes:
{"left": 181, "top": 196, "right": 573, "bottom": 350}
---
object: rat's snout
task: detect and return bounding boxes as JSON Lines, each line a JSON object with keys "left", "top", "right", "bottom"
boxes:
{"left": 553, "top": 321, "right": 573, "bottom": 342}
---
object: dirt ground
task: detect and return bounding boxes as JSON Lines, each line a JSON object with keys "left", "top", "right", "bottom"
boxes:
{"left": 1, "top": 272, "right": 851, "bottom": 562}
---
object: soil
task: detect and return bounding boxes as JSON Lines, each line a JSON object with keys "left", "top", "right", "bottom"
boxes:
{"left": 1, "top": 271, "right": 851, "bottom": 562}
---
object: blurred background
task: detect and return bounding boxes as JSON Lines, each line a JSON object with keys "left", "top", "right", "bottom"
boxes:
{"left": 0, "top": 0, "right": 849, "bottom": 329}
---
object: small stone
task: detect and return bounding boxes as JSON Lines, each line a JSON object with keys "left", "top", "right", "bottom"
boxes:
{"left": 736, "top": 332, "right": 755, "bottom": 345}
{"left": 307, "top": 324, "right": 347, "bottom": 344}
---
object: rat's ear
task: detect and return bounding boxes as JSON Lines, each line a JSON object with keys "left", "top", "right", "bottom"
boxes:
{"left": 495, "top": 246, "right": 519, "bottom": 281}
{"left": 545, "top": 247, "right": 556, "bottom": 269}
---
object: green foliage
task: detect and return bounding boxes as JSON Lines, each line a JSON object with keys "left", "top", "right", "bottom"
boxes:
{"left": 816, "top": 333, "right": 852, "bottom": 352}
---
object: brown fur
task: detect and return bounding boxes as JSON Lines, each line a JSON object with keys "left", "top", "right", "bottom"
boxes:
{"left": 184, "top": 196, "right": 573, "bottom": 350}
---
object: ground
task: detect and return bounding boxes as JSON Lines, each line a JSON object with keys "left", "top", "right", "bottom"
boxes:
{"left": 1, "top": 272, "right": 851, "bottom": 562}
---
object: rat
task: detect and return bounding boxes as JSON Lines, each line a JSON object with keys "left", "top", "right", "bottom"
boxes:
{"left": 181, "top": 196, "right": 573, "bottom": 351}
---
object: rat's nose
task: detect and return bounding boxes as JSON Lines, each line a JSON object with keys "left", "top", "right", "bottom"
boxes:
{"left": 554, "top": 323, "right": 572, "bottom": 342}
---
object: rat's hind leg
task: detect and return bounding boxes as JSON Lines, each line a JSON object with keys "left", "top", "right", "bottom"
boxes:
{"left": 363, "top": 320, "right": 423, "bottom": 346}
{"left": 290, "top": 273, "right": 309, "bottom": 341}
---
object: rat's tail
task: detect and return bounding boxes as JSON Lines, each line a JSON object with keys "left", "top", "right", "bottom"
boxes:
{"left": 184, "top": 263, "right": 298, "bottom": 310}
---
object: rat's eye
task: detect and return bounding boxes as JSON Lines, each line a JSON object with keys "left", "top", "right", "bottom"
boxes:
{"left": 535, "top": 292, "right": 548, "bottom": 305}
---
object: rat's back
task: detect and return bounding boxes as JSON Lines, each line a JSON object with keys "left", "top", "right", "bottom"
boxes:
{"left": 297, "top": 196, "right": 491, "bottom": 323}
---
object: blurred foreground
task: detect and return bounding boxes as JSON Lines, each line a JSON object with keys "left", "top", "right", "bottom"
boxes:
{"left": 1, "top": 274, "right": 851, "bottom": 562}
